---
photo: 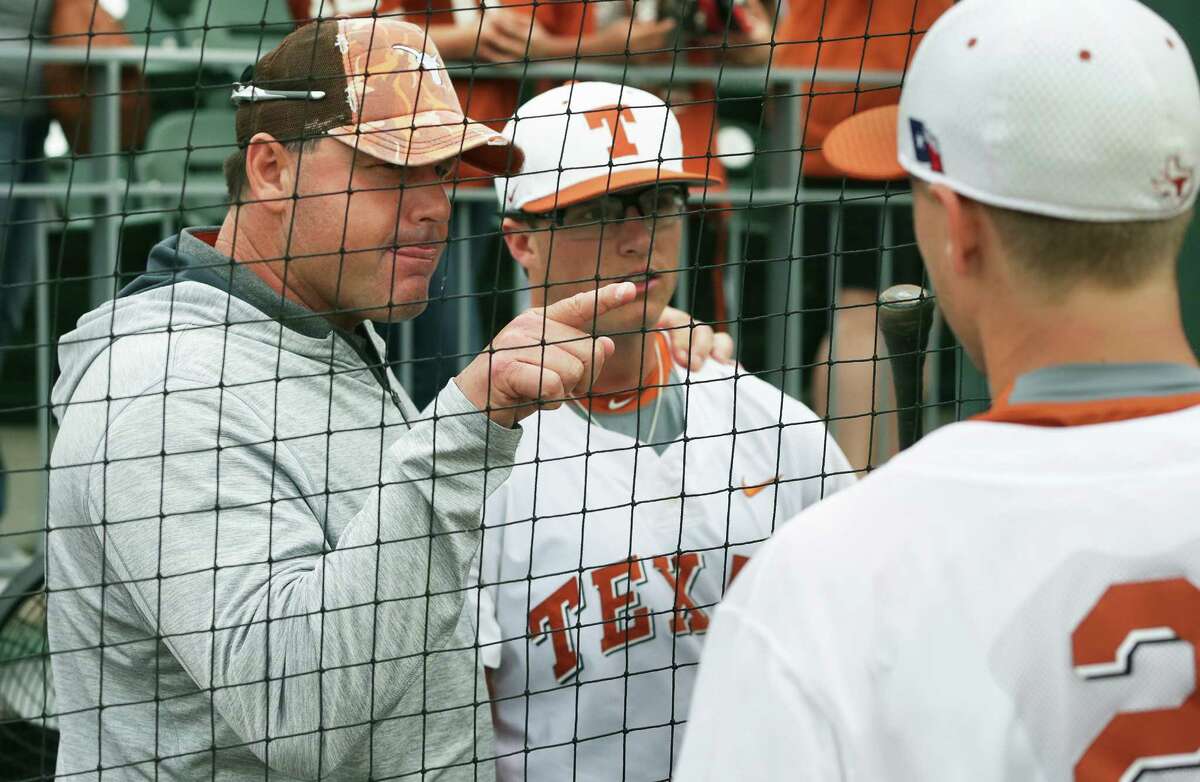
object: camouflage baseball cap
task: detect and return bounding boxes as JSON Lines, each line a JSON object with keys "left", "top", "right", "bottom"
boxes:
{"left": 233, "top": 17, "right": 523, "bottom": 175}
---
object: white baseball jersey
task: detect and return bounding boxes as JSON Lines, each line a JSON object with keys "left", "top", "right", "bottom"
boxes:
{"left": 473, "top": 361, "right": 854, "bottom": 781}
{"left": 678, "top": 377, "right": 1200, "bottom": 782}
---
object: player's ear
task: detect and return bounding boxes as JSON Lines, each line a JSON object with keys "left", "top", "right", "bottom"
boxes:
{"left": 502, "top": 217, "right": 538, "bottom": 279}
{"left": 243, "top": 132, "right": 295, "bottom": 214}
{"left": 932, "top": 184, "right": 983, "bottom": 280}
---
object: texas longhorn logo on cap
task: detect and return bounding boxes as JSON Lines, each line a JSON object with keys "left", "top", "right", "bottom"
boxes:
{"left": 392, "top": 44, "right": 446, "bottom": 87}
{"left": 910, "top": 118, "right": 944, "bottom": 174}
{"left": 583, "top": 105, "right": 639, "bottom": 160}
{"left": 494, "top": 82, "right": 722, "bottom": 215}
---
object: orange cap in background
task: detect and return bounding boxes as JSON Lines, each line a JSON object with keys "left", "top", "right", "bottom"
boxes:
{"left": 821, "top": 105, "right": 905, "bottom": 182}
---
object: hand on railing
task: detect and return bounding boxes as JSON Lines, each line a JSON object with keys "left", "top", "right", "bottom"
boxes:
{"left": 583, "top": 19, "right": 679, "bottom": 60}
{"left": 474, "top": 9, "right": 543, "bottom": 63}
{"left": 429, "top": 8, "right": 674, "bottom": 66}
{"left": 471, "top": 12, "right": 678, "bottom": 65}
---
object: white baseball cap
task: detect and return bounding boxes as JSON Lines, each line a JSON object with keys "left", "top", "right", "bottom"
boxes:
{"left": 822, "top": 0, "right": 1200, "bottom": 222}
{"left": 495, "top": 82, "right": 722, "bottom": 214}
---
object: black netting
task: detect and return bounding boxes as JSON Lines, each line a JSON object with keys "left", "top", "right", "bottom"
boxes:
{"left": 0, "top": 1, "right": 992, "bottom": 779}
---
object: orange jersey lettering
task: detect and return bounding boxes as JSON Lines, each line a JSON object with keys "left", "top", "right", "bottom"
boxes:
{"left": 652, "top": 552, "right": 710, "bottom": 635}
{"left": 591, "top": 556, "right": 655, "bottom": 654}
{"left": 528, "top": 576, "right": 584, "bottom": 683}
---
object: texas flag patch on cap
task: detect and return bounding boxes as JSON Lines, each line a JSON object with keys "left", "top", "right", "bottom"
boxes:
{"left": 909, "top": 118, "right": 944, "bottom": 174}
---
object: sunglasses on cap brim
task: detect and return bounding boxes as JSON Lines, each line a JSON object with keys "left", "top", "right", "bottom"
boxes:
{"left": 230, "top": 65, "right": 326, "bottom": 104}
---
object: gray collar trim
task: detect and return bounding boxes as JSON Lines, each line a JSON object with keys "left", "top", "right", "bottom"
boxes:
{"left": 1008, "top": 363, "right": 1200, "bottom": 403}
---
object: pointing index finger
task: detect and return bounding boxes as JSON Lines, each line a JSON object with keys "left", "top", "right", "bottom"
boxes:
{"left": 539, "top": 282, "right": 637, "bottom": 330}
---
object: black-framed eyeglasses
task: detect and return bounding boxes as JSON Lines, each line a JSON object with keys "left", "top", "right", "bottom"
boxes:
{"left": 516, "top": 184, "right": 689, "bottom": 230}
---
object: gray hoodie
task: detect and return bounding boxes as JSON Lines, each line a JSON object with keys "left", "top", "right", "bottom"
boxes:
{"left": 47, "top": 229, "right": 520, "bottom": 780}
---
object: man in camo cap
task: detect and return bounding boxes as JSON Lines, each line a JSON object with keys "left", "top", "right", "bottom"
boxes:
{"left": 46, "top": 16, "right": 648, "bottom": 781}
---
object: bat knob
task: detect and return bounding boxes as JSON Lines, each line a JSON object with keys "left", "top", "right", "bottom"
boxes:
{"left": 879, "top": 283, "right": 931, "bottom": 310}
{"left": 877, "top": 285, "right": 935, "bottom": 345}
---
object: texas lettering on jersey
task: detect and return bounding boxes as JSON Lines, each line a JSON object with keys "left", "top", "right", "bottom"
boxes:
{"left": 528, "top": 552, "right": 751, "bottom": 684}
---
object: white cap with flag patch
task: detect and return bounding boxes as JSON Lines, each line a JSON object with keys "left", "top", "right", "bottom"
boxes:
{"left": 495, "top": 81, "right": 722, "bottom": 214}
{"left": 822, "top": 0, "right": 1200, "bottom": 222}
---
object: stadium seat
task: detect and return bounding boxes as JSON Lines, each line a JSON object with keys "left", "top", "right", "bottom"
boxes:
{"left": 121, "top": 0, "right": 196, "bottom": 50}
{"left": 136, "top": 108, "right": 238, "bottom": 227}
{"left": 42, "top": 156, "right": 168, "bottom": 252}
{"left": 187, "top": 0, "right": 295, "bottom": 58}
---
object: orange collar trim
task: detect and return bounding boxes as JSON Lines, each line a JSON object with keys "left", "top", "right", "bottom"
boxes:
{"left": 582, "top": 333, "right": 671, "bottom": 415}
{"left": 974, "top": 388, "right": 1200, "bottom": 427}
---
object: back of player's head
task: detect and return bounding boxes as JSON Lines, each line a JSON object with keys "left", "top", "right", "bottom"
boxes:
{"left": 969, "top": 198, "right": 1193, "bottom": 295}
{"left": 823, "top": 0, "right": 1199, "bottom": 288}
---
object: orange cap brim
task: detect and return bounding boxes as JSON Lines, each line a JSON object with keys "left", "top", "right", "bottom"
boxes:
{"left": 823, "top": 105, "right": 905, "bottom": 181}
{"left": 521, "top": 168, "right": 723, "bottom": 213}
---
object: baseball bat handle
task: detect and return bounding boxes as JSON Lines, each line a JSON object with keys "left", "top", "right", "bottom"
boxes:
{"left": 877, "top": 285, "right": 936, "bottom": 451}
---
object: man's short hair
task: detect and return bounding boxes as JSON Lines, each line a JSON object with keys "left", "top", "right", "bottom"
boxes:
{"left": 223, "top": 137, "right": 322, "bottom": 202}
{"left": 985, "top": 204, "right": 1193, "bottom": 293}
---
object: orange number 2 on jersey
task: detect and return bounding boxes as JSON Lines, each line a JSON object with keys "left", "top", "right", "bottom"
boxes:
{"left": 1072, "top": 577, "right": 1200, "bottom": 781}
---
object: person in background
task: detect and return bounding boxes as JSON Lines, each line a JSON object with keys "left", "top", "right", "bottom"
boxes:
{"left": 594, "top": 0, "right": 775, "bottom": 183}
{"left": 774, "top": 0, "right": 952, "bottom": 470}
{"left": 1, "top": 0, "right": 143, "bottom": 556}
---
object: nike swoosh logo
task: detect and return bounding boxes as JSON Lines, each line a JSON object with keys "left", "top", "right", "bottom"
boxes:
{"left": 607, "top": 396, "right": 636, "bottom": 411}
{"left": 742, "top": 476, "right": 779, "bottom": 498}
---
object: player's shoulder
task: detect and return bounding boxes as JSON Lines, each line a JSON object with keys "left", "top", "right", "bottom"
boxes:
{"left": 882, "top": 405, "right": 1200, "bottom": 483}
{"left": 714, "top": 442, "right": 998, "bottom": 706}
{"left": 714, "top": 481, "right": 899, "bottom": 668}
{"left": 740, "top": 429, "right": 971, "bottom": 585}
{"left": 720, "top": 473, "right": 943, "bottom": 664}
